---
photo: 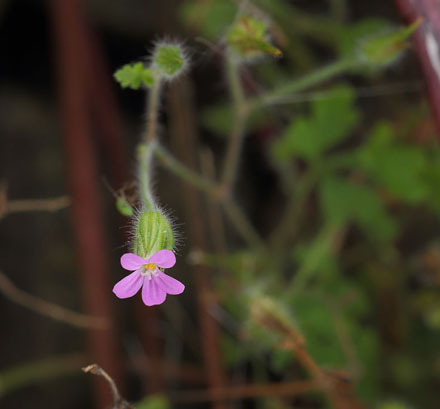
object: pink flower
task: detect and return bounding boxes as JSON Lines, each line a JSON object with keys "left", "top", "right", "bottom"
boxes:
{"left": 113, "top": 249, "right": 184, "bottom": 306}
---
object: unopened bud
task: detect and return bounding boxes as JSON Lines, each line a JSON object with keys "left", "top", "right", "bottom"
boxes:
{"left": 358, "top": 18, "right": 421, "bottom": 69}
{"left": 226, "top": 15, "right": 282, "bottom": 60}
{"left": 152, "top": 42, "right": 189, "bottom": 80}
{"left": 132, "top": 210, "right": 174, "bottom": 258}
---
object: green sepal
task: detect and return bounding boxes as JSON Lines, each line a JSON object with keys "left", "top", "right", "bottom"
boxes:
{"left": 132, "top": 210, "right": 174, "bottom": 258}
{"left": 226, "top": 15, "right": 282, "bottom": 58}
{"left": 114, "top": 63, "right": 155, "bottom": 89}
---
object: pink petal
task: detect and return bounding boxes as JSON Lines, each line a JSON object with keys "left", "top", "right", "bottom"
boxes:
{"left": 147, "top": 250, "right": 176, "bottom": 269}
{"left": 142, "top": 277, "right": 167, "bottom": 306}
{"left": 156, "top": 271, "right": 185, "bottom": 295}
{"left": 113, "top": 270, "right": 143, "bottom": 299}
{"left": 121, "top": 253, "right": 147, "bottom": 270}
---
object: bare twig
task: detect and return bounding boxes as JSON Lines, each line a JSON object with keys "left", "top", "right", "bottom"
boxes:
{"left": 83, "top": 364, "right": 134, "bottom": 409}
{"left": 252, "top": 298, "right": 369, "bottom": 409}
{"left": 0, "top": 187, "right": 70, "bottom": 220}
{"left": 0, "top": 271, "right": 109, "bottom": 329}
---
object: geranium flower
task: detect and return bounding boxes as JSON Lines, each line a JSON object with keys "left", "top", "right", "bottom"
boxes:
{"left": 113, "top": 249, "right": 184, "bottom": 306}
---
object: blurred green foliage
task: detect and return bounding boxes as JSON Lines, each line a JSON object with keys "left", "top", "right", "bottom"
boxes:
{"left": 178, "top": 1, "right": 440, "bottom": 408}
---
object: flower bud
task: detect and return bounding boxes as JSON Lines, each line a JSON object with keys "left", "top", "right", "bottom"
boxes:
{"left": 226, "top": 15, "right": 282, "bottom": 60}
{"left": 132, "top": 210, "right": 175, "bottom": 258}
{"left": 357, "top": 18, "right": 421, "bottom": 70}
{"left": 151, "top": 42, "right": 189, "bottom": 80}
{"left": 116, "top": 196, "right": 134, "bottom": 217}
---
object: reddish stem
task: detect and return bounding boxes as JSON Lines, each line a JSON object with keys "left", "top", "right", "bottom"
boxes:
{"left": 81, "top": 24, "right": 165, "bottom": 394}
{"left": 393, "top": 0, "right": 440, "bottom": 137}
{"left": 49, "top": 1, "right": 122, "bottom": 407}
{"left": 168, "top": 79, "right": 228, "bottom": 409}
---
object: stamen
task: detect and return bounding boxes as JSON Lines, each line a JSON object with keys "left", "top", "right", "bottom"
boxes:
{"left": 142, "top": 263, "right": 157, "bottom": 276}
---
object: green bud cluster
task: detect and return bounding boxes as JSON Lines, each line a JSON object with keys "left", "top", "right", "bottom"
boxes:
{"left": 114, "top": 42, "right": 189, "bottom": 90}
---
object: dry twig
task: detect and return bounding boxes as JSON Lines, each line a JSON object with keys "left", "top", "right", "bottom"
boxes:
{"left": 0, "top": 186, "right": 70, "bottom": 220}
{"left": 0, "top": 271, "right": 109, "bottom": 329}
{"left": 83, "top": 364, "right": 134, "bottom": 409}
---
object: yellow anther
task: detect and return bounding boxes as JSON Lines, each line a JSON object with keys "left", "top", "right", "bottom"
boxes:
{"left": 144, "top": 263, "right": 156, "bottom": 271}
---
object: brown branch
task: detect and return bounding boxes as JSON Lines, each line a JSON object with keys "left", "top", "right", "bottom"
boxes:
{"left": 171, "top": 379, "right": 318, "bottom": 403}
{"left": 49, "top": 0, "right": 124, "bottom": 407}
{"left": 0, "top": 271, "right": 109, "bottom": 329}
{"left": 83, "top": 364, "right": 134, "bottom": 409}
{"left": 168, "top": 78, "right": 228, "bottom": 409}
{"left": 252, "top": 298, "right": 369, "bottom": 409}
{"left": 0, "top": 187, "right": 70, "bottom": 220}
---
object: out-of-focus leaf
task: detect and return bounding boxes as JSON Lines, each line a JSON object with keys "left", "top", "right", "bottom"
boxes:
{"left": 320, "top": 176, "right": 397, "bottom": 241}
{"left": 201, "top": 102, "right": 270, "bottom": 136}
{"left": 334, "top": 18, "right": 391, "bottom": 58}
{"left": 114, "top": 63, "right": 154, "bottom": 89}
{"left": 136, "top": 395, "right": 169, "bottom": 409}
{"left": 179, "top": 0, "right": 237, "bottom": 40}
{"left": 271, "top": 86, "right": 360, "bottom": 161}
{"left": 358, "top": 122, "right": 429, "bottom": 203}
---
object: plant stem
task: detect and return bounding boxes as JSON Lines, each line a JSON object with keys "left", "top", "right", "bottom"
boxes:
{"left": 155, "top": 145, "right": 217, "bottom": 196}
{"left": 155, "top": 145, "right": 266, "bottom": 250}
{"left": 270, "top": 169, "right": 316, "bottom": 251}
{"left": 138, "top": 82, "right": 163, "bottom": 211}
{"left": 138, "top": 140, "right": 158, "bottom": 211}
{"left": 223, "top": 199, "right": 266, "bottom": 251}
{"left": 144, "top": 82, "right": 162, "bottom": 143}
{"left": 250, "top": 58, "right": 357, "bottom": 110}
{"left": 220, "top": 56, "right": 248, "bottom": 192}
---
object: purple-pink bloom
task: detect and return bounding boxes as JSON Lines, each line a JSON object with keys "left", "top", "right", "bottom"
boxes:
{"left": 113, "top": 249, "right": 184, "bottom": 306}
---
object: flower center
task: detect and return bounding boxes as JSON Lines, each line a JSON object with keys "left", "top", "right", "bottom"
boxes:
{"left": 142, "top": 263, "right": 159, "bottom": 279}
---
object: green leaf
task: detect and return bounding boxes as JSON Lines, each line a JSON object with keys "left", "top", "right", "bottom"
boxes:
{"left": 272, "top": 86, "right": 360, "bottom": 161}
{"left": 113, "top": 63, "right": 155, "bottom": 89}
{"left": 226, "top": 15, "right": 282, "bottom": 58}
{"left": 153, "top": 44, "right": 186, "bottom": 78}
{"left": 358, "top": 122, "right": 429, "bottom": 203}
{"left": 320, "top": 176, "right": 397, "bottom": 241}
{"left": 136, "top": 395, "right": 170, "bottom": 409}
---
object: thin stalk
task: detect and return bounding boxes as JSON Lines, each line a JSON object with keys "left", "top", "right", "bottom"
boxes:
{"left": 270, "top": 170, "right": 316, "bottom": 251}
{"left": 220, "top": 56, "right": 248, "bottom": 192}
{"left": 250, "top": 58, "right": 357, "bottom": 110}
{"left": 138, "top": 82, "right": 163, "bottom": 211}
{"left": 155, "top": 145, "right": 217, "bottom": 196}
{"left": 222, "top": 199, "right": 266, "bottom": 251}
{"left": 144, "top": 82, "right": 162, "bottom": 143}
